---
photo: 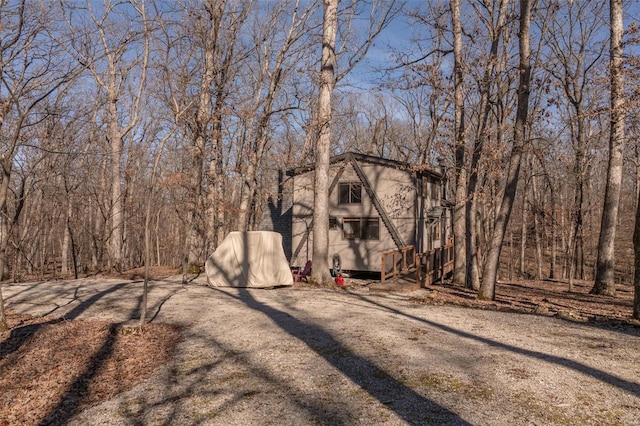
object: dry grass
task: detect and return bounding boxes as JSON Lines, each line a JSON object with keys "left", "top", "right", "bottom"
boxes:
{"left": 0, "top": 314, "right": 182, "bottom": 426}
{"left": 1, "top": 274, "right": 638, "bottom": 425}
{"left": 412, "top": 278, "right": 639, "bottom": 325}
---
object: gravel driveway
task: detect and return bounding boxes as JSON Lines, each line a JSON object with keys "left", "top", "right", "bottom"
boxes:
{"left": 4, "top": 277, "right": 640, "bottom": 425}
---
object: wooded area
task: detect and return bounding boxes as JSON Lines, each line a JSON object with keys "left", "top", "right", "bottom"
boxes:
{"left": 1, "top": 0, "right": 640, "bottom": 327}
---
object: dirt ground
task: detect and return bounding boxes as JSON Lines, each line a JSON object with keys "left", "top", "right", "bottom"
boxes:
{"left": 2, "top": 273, "right": 640, "bottom": 425}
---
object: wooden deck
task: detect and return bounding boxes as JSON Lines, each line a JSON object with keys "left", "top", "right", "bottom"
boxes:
{"left": 380, "top": 241, "right": 454, "bottom": 289}
{"left": 369, "top": 274, "right": 421, "bottom": 293}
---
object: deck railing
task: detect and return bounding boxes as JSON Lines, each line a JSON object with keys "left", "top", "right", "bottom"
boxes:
{"left": 416, "top": 242, "right": 454, "bottom": 286}
{"left": 381, "top": 245, "right": 416, "bottom": 282}
{"left": 381, "top": 241, "right": 454, "bottom": 285}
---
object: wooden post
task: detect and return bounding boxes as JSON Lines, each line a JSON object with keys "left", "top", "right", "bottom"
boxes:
{"left": 402, "top": 248, "right": 407, "bottom": 273}
{"left": 441, "top": 246, "right": 445, "bottom": 282}
{"left": 393, "top": 252, "right": 397, "bottom": 277}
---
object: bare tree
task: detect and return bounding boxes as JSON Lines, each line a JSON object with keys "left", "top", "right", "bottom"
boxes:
{"left": 0, "top": 1, "right": 76, "bottom": 330}
{"left": 386, "top": 3, "right": 450, "bottom": 166}
{"left": 236, "top": 0, "right": 319, "bottom": 231}
{"left": 152, "top": 0, "right": 250, "bottom": 274}
{"left": 479, "top": 0, "right": 532, "bottom": 300}
{"left": 311, "top": 0, "right": 398, "bottom": 284}
{"left": 205, "top": 2, "right": 253, "bottom": 252}
{"left": 140, "top": 119, "right": 178, "bottom": 325}
{"left": 60, "top": 0, "right": 151, "bottom": 272}
{"left": 592, "top": 0, "right": 625, "bottom": 296}
{"left": 311, "top": 0, "right": 338, "bottom": 285}
{"left": 451, "top": 0, "right": 466, "bottom": 286}
{"left": 397, "top": 1, "right": 513, "bottom": 289}
{"left": 466, "top": 0, "right": 510, "bottom": 291}
{"left": 541, "top": 1, "right": 607, "bottom": 284}
{"left": 153, "top": 1, "right": 202, "bottom": 276}
{"left": 635, "top": 182, "right": 640, "bottom": 317}
{"left": 183, "top": 0, "right": 224, "bottom": 269}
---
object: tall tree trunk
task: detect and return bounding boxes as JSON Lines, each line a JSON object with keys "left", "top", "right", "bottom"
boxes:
{"left": 592, "top": 0, "right": 624, "bottom": 296}
{"left": 237, "top": 144, "right": 258, "bottom": 232}
{"left": 451, "top": 0, "right": 467, "bottom": 286}
{"left": 572, "top": 117, "right": 586, "bottom": 281}
{"left": 141, "top": 195, "right": 151, "bottom": 325}
{"left": 479, "top": 0, "right": 532, "bottom": 300}
{"left": 520, "top": 187, "right": 527, "bottom": 278}
{"left": 210, "top": 116, "right": 226, "bottom": 249}
{"left": 61, "top": 200, "right": 71, "bottom": 275}
{"left": 634, "top": 182, "right": 640, "bottom": 318}
{"left": 79, "top": 0, "right": 150, "bottom": 273}
{"left": 466, "top": 0, "right": 509, "bottom": 291}
{"left": 635, "top": 143, "right": 640, "bottom": 210}
{"left": 561, "top": 188, "right": 569, "bottom": 279}
{"left": 466, "top": 198, "right": 481, "bottom": 290}
{"left": 208, "top": 6, "right": 246, "bottom": 250}
{"left": 141, "top": 131, "right": 171, "bottom": 326}
{"left": 68, "top": 220, "right": 78, "bottom": 280}
{"left": 549, "top": 183, "right": 557, "bottom": 279}
{"left": 237, "top": 104, "right": 275, "bottom": 233}
{"left": 311, "top": 0, "right": 338, "bottom": 285}
{"left": 108, "top": 114, "right": 124, "bottom": 272}
{"left": 186, "top": 140, "right": 205, "bottom": 267}
{"left": 0, "top": 283, "right": 5, "bottom": 331}
{"left": 531, "top": 158, "right": 543, "bottom": 279}
{"left": 0, "top": 159, "right": 11, "bottom": 330}
{"left": 237, "top": 2, "right": 310, "bottom": 231}
{"left": 187, "top": 1, "right": 220, "bottom": 267}
{"left": 155, "top": 209, "right": 161, "bottom": 266}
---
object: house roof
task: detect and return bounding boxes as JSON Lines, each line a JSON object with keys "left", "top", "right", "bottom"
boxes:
{"left": 286, "top": 151, "right": 444, "bottom": 179}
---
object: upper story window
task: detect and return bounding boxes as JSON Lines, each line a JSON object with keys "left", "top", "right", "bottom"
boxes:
{"left": 421, "top": 177, "right": 440, "bottom": 201}
{"left": 338, "top": 182, "right": 362, "bottom": 204}
{"left": 431, "top": 180, "right": 440, "bottom": 201}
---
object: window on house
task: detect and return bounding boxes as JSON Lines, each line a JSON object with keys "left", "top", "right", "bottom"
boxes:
{"left": 343, "top": 217, "right": 379, "bottom": 240}
{"left": 343, "top": 218, "right": 359, "bottom": 239}
{"left": 431, "top": 180, "right": 440, "bottom": 201}
{"left": 362, "top": 218, "right": 380, "bottom": 240}
{"left": 421, "top": 177, "right": 441, "bottom": 201}
{"left": 338, "top": 182, "right": 362, "bottom": 204}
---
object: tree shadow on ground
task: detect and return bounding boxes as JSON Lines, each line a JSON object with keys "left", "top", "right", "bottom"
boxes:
{"left": 119, "top": 326, "right": 359, "bottom": 426}
{"left": 1, "top": 281, "right": 136, "bottom": 425}
{"left": 211, "top": 286, "right": 471, "bottom": 425}
{"left": 37, "top": 323, "right": 119, "bottom": 426}
{"left": 352, "top": 292, "right": 640, "bottom": 398}
{"left": 420, "top": 279, "right": 640, "bottom": 337}
{"left": 201, "top": 231, "right": 471, "bottom": 424}
{"left": 0, "top": 282, "right": 130, "bottom": 364}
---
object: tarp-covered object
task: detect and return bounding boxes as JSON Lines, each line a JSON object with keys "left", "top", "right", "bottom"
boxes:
{"left": 205, "top": 231, "right": 294, "bottom": 288}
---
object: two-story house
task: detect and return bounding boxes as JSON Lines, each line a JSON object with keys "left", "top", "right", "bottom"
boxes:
{"left": 282, "top": 152, "right": 451, "bottom": 273}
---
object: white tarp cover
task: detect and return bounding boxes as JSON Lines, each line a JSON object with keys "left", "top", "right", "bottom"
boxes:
{"left": 205, "top": 231, "right": 294, "bottom": 288}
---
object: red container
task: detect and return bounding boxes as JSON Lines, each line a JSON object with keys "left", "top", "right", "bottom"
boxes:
{"left": 335, "top": 275, "right": 344, "bottom": 286}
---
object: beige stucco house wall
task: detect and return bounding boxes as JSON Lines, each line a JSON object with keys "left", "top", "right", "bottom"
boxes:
{"left": 288, "top": 152, "right": 450, "bottom": 273}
